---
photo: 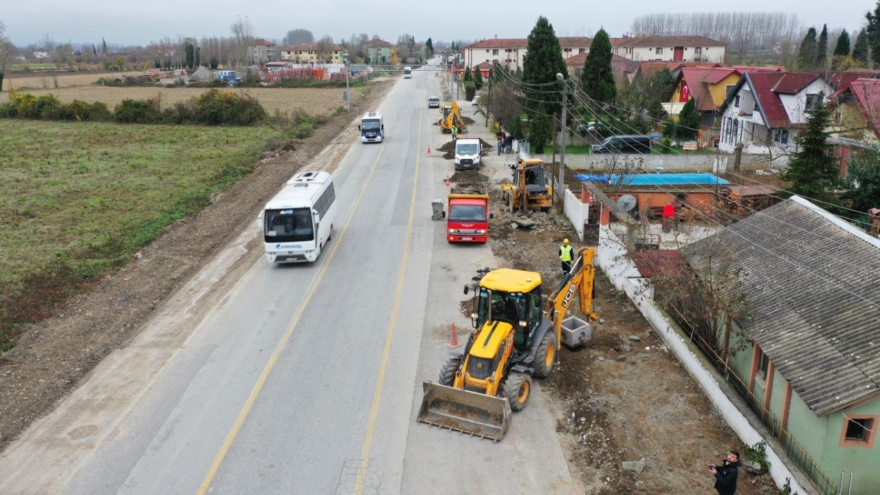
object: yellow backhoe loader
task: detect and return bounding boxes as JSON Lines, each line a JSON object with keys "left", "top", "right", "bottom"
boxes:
{"left": 418, "top": 247, "right": 598, "bottom": 441}
{"left": 439, "top": 101, "right": 467, "bottom": 134}
{"left": 500, "top": 158, "right": 554, "bottom": 213}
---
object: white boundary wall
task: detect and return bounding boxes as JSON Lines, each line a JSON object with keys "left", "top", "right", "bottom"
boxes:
{"left": 563, "top": 188, "right": 588, "bottom": 242}
{"left": 596, "top": 225, "right": 812, "bottom": 494}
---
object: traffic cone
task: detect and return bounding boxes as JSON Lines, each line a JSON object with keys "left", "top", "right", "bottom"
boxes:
{"left": 427, "top": 145, "right": 431, "bottom": 155}
{"left": 445, "top": 176, "right": 450, "bottom": 187}
{"left": 447, "top": 323, "right": 461, "bottom": 348}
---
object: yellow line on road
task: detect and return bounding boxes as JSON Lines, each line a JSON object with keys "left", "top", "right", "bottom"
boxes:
{"left": 353, "top": 104, "right": 423, "bottom": 494}
{"left": 196, "top": 115, "right": 396, "bottom": 495}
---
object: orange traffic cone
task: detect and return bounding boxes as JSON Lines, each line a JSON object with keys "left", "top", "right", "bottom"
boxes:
{"left": 444, "top": 177, "right": 450, "bottom": 187}
{"left": 427, "top": 145, "right": 432, "bottom": 155}
{"left": 447, "top": 323, "right": 461, "bottom": 348}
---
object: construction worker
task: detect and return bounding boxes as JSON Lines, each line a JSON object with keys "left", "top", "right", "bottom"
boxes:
{"left": 451, "top": 124, "right": 458, "bottom": 143}
{"left": 559, "top": 238, "right": 573, "bottom": 274}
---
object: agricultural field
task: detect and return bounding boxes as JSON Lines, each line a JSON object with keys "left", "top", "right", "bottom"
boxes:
{"left": 2, "top": 71, "right": 144, "bottom": 91}
{"left": 0, "top": 86, "right": 357, "bottom": 115}
{"left": 0, "top": 120, "right": 283, "bottom": 337}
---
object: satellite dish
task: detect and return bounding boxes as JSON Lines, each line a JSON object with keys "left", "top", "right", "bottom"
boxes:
{"left": 617, "top": 194, "right": 637, "bottom": 212}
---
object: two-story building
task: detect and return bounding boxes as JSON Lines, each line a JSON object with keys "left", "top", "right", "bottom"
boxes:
{"left": 666, "top": 66, "right": 785, "bottom": 127}
{"left": 248, "top": 39, "right": 277, "bottom": 64}
{"left": 281, "top": 44, "right": 348, "bottom": 64}
{"left": 364, "top": 39, "right": 393, "bottom": 64}
{"left": 683, "top": 196, "right": 880, "bottom": 495}
{"left": 718, "top": 72, "right": 834, "bottom": 154}
{"left": 828, "top": 75, "right": 880, "bottom": 148}
{"left": 611, "top": 36, "right": 726, "bottom": 63}
{"left": 464, "top": 37, "right": 592, "bottom": 74}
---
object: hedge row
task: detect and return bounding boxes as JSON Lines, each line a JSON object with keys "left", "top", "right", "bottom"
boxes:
{"left": 0, "top": 89, "right": 267, "bottom": 126}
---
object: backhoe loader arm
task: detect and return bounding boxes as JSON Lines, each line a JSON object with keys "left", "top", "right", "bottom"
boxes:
{"left": 547, "top": 247, "right": 598, "bottom": 350}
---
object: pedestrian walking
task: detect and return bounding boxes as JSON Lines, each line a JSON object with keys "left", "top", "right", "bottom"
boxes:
{"left": 709, "top": 450, "right": 741, "bottom": 495}
{"left": 661, "top": 203, "right": 675, "bottom": 233}
{"left": 504, "top": 131, "right": 512, "bottom": 153}
{"left": 497, "top": 134, "right": 503, "bottom": 155}
{"left": 559, "top": 238, "right": 573, "bottom": 274}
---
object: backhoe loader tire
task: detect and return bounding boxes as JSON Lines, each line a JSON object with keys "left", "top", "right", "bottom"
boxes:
{"left": 439, "top": 354, "right": 463, "bottom": 386}
{"left": 532, "top": 331, "right": 556, "bottom": 378}
{"left": 504, "top": 372, "right": 532, "bottom": 412}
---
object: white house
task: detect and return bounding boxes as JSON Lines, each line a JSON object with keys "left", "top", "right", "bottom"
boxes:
{"left": 718, "top": 72, "right": 834, "bottom": 154}
{"left": 463, "top": 37, "right": 592, "bottom": 73}
{"left": 611, "top": 36, "right": 726, "bottom": 63}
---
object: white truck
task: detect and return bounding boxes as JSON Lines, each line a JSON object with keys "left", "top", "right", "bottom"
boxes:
{"left": 454, "top": 138, "right": 482, "bottom": 171}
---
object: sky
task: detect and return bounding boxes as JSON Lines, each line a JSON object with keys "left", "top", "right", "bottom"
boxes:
{"left": 2, "top": 1, "right": 876, "bottom": 47}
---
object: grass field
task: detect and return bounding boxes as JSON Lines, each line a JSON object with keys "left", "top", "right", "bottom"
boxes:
{"left": 0, "top": 120, "right": 281, "bottom": 301}
{"left": 0, "top": 86, "right": 356, "bottom": 115}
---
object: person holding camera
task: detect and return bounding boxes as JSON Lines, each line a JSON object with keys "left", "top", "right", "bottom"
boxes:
{"left": 709, "top": 450, "right": 741, "bottom": 495}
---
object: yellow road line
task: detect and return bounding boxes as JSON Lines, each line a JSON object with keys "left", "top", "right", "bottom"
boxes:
{"left": 196, "top": 111, "right": 397, "bottom": 495}
{"left": 353, "top": 104, "right": 423, "bottom": 494}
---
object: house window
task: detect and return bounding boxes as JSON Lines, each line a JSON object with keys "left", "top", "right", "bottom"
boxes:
{"left": 756, "top": 349, "right": 770, "bottom": 380}
{"left": 725, "top": 85, "right": 736, "bottom": 97}
{"left": 805, "top": 93, "right": 821, "bottom": 112}
{"left": 695, "top": 47, "right": 703, "bottom": 55}
{"left": 773, "top": 129, "right": 790, "bottom": 145}
{"left": 492, "top": 49, "right": 498, "bottom": 55}
{"left": 579, "top": 48, "right": 586, "bottom": 53}
{"left": 735, "top": 95, "right": 740, "bottom": 108}
{"left": 840, "top": 416, "right": 879, "bottom": 448}
{"left": 656, "top": 47, "right": 663, "bottom": 54}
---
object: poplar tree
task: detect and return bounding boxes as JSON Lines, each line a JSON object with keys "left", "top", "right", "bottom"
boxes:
{"left": 522, "top": 16, "right": 567, "bottom": 117}
{"left": 852, "top": 29, "right": 869, "bottom": 65}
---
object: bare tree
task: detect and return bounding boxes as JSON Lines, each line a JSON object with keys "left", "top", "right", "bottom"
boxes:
{"left": 631, "top": 12, "right": 802, "bottom": 62}
{"left": 315, "top": 35, "right": 336, "bottom": 63}
{"left": 230, "top": 16, "right": 253, "bottom": 68}
{"left": 0, "top": 20, "right": 14, "bottom": 91}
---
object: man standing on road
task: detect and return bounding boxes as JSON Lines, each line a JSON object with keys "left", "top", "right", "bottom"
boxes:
{"left": 451, "top": 125, "right": 458, "bottom": 143}
{"left": 559, "top": 238, "right": 573, "bottom": 274}
{"left": 709, "top": 450, "right": 741, "bottom": 495}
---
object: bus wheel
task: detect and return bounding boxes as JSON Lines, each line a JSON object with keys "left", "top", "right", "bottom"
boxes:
{"left": 328, "top": 225, "right": 333, "bottom": 242}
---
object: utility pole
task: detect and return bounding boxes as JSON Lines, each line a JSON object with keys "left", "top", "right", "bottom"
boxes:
{"left": 345, "top": 59, "right": 351, "bottom": 113}
{"left": 486, "top": 68, "right": 491, "bottom": 127}
{"left": 557, "top": 73, "right": 568, "bottom": 214}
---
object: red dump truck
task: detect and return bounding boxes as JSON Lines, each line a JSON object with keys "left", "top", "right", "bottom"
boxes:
{"left": 445, "top": 189, "right": 491, "bottom": 243}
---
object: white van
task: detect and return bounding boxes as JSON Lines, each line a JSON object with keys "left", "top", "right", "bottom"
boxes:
{"left": 403, "top": 66, "right": 412, "bottom": 79}
{"left": 454, "top": 138, "right": 482, "bottom": 171}
{"left": 258, "top": 171, "right": 337, "bottom": 263}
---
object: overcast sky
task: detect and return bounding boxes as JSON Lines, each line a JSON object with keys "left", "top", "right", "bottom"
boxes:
{"left": 2, "top": 1, "right": 875, "bottom": 47}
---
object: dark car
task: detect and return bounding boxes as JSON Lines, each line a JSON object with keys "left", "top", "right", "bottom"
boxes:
{"left": 591, "top": 135, "right": 652, "bottom": 154}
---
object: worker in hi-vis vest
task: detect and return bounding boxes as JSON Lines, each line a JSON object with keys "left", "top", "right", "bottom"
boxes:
{"left": 559, "top": 238, "right": 573, "bottom": 274}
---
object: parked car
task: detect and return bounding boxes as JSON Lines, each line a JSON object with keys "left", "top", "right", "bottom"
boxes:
{"left": 428, "top": 96, "right": 440, "bottom": 108}
{"left": 591, "top": 135, "right": 652, "bottom": 154}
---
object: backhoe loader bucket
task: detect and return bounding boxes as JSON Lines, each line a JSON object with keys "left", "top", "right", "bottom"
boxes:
{"left": 417, "top": 381, "right": 511, "bottom": 441}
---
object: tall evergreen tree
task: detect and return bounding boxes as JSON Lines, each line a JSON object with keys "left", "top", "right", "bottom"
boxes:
{"left": 853, "top": 28, "right": 869, "bottom": 65}
{"left": 867, "top": 2, "right": 880, "bottom": 68}
{"left": 816, "top": 25, "right": 828, "bottom": 69}
{"left": 101, "top": 37, "right": 107, "bottom": 54}
{"left": 463, "top": 66, "right": 472, "bottom": 82}
{"left": 797, "top": 27, "right": 818, "bottom": 70}
{"left": 582, "top": 28, "right": 616, "bottom": 111}
{"left": 425, "top": 38, "right": 433, "bottom": 57}
{"left": 473, "top": 66, "right": 484, "bottom": 90}
{"left": 522, "top": 16, "right": 567, "bottom": 118}
{"left": 833, "top": 30, "right": 851, "bottom": 57}
{"left": 676, "top": 99, "right": 700, "bottom": 140}
{"left": 780, "top": 94, "right": 839, "bottom": 204}
{"left": 529, "top": 103, "right": 552, "bottom": 154}
{"left": 195, "top": 47, "right": 201, "bottom": 68}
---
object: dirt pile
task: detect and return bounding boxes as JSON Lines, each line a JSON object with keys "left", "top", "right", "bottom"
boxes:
{"left": 461, "top": 116, "right": 476, "bottom": 125}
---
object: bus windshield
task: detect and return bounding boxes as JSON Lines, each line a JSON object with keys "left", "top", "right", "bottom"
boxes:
{"left": 361, "top": 119, "right": 381, "bottom": 131}
{"left": 264, "top": 208, "right": 314, "bottom": 242}
{"left": 449, "top": 204, "right": 486, "bottom": 222}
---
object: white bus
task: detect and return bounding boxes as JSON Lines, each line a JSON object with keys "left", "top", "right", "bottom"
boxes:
{"left": 358, "top": 112, "right": 384, "bottom": 143}
{"left": 258, "top": 171, "right": 337, "bottom": 263}
{"left": 403, "top": 66, "right": 412, "bottom": 78}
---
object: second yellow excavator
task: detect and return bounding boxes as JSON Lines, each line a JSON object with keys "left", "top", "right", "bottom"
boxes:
{"left": 439, "top": 101, "right": 467, "bottom": 134}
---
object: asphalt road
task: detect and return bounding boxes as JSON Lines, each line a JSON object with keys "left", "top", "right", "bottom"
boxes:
{"left": 0, "top": 65, "right": 580, "bottom": 495}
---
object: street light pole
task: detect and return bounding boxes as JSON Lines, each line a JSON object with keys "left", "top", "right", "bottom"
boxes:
{"left": 557, "top": 73, "right": 568, "bottom": 214}
{"left": 345, "top": 59, "right": 351, "bottom": 113}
